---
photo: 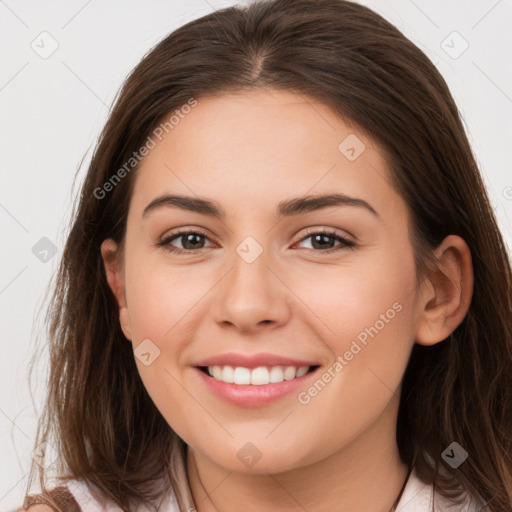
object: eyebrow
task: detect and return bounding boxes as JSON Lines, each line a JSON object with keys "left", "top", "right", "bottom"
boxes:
{"left": 142, "top": 192, "right": 379, "bottom": 219}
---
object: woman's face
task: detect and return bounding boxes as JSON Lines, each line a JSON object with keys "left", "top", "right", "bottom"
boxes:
{"left": 102, "top": 89, "right": 431, "bottom": 473}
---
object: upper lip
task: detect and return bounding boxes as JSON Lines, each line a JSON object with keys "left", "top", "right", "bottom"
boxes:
{"left": 194, "top": 352, "right": 319, "bottom": 369}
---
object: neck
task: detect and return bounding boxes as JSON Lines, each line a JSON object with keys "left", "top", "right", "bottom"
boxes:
{"left": 186, "top": 400, "right": 409, "bottom": 512}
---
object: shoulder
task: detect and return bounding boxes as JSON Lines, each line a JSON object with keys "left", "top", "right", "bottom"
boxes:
{"left": 18, "top": 477, "right": 182, "bottom": 512}
{"left": 17, "top": 485, "right": 81, "bottom": 512}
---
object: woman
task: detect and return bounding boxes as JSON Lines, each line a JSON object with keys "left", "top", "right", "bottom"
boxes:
{"left": 19, "top": 0, "right": 512, "bottom": 511}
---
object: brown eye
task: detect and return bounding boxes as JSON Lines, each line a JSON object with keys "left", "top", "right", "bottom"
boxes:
{"left": 158, "top": 230, "right": 214, "bottom": 254}
{"left": 295, "top": 230, "right": 355, "bottom": 253}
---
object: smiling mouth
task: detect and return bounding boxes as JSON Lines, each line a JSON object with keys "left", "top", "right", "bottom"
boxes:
{"left": 197, "top": 365, "right": 320, "bottom": 385}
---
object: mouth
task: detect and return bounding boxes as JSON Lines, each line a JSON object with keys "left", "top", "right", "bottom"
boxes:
{"left": 193, "top": 363, "right": 322, "bottom": 407}
{"left": 196, "top": 364, "right": 320, "bottom": 385}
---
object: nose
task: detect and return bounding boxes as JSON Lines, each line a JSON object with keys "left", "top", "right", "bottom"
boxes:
{"left": 211, "top": 240, "right": 292, "bottom": 335}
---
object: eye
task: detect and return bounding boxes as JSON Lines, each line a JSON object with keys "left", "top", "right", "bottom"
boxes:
{"left": 157, "top": 230, "right": 214, "bottom": 254}
{"left": 157, "top": 228, "right": 356, "bottom": 255}
{"left": 293, "top": 229, "right": 356, "bottom": 253}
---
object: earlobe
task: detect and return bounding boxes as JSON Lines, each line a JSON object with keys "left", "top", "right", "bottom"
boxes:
{"left": 100, "top": 239, "right": 133, "bottom": 341}
{"left": 414, "top": 235, "right": 474, "bottom": 347}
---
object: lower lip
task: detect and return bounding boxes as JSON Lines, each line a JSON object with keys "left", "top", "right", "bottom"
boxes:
{"left": 194, "top": 367, "right": 320, "bottom": 407}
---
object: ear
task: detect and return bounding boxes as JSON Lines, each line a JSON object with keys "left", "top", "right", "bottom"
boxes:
{"left": 100, "top": 239, "right": 132, "bottom": 342}
{"left": 414, "top": 235, "right": 474, "bottom": 346}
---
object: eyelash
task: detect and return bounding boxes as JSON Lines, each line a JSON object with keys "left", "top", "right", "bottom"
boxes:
{"left": 157, "top": 228, "right": 356, "bottom": 255}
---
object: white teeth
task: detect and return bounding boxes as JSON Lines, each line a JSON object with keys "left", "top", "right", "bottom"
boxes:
{"left": 269, "top": 366, "right": 284, "bottom": 383}
{"left": 251, "top": 366, "right": 270, "bottom": 385}
{"left": 283, "top": 366, "right": 296, "bottom": 380}
{"left": 222, "top": 365, "right": 234, "bottom": 383}
{"left": 233, "top": 367, "right": 251, "bottom": 385}
{"left": 296, "top": 366, "right": 308, "bottom": 378}
{"left": 206, "top": 365, "right": 311, "bottom": 385}
{"left": 212, "top": 366, "right": 223, "bottom": 380}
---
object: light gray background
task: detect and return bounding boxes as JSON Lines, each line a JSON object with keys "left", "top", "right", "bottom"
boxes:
{"left": 1, "top": 0, "right": 511, "bottom": 509}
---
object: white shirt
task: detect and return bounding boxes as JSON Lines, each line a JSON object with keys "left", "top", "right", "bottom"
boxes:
{"left": 64, "top": 467, "right": 484, "bottom": 512}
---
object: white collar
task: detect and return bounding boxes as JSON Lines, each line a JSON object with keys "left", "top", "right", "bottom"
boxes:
{"left": 395, "top": 467, "right": 484, "bottom": 512}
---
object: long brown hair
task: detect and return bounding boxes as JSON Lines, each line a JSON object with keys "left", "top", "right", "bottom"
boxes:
{"left": 20, "top": 0, "right": 512, "bottom": 510}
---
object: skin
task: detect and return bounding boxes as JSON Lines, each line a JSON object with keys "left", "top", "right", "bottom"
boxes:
{"left": 101, "top": 89, "right": 473, "bottom": 512}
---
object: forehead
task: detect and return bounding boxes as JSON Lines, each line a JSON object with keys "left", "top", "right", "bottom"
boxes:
{"left": 128, "top": 89, "right": 406, "bottom": 224}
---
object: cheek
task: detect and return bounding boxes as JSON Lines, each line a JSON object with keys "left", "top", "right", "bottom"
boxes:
{"left": 123, "top": 257, "right": 216, "bottom": 411}
{"left": 122, "top": 259, "right": 208, "bottom": 429}
{"left": 291, "top": 249, "right": 416, "bottom": 349}
{"left": 287, "top": 272, "right": 416, "bottom": 465}
{"left": 124, "top": 256, "right": 208, "bottom": 342}
{"left": 290, "top": 247, "right": 417, "bottom": 406}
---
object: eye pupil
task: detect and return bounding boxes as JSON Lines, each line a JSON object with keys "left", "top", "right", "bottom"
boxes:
{"left": 182, "top": 233, "right": 204, "bottom": 249}
{"left": 312, "top": 234, "right": 335, "bottom": 249}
